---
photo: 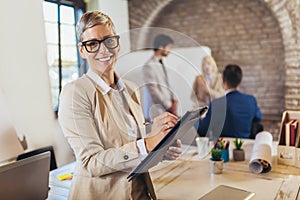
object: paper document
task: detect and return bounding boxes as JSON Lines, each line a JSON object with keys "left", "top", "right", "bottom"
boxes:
{"left": 249, "top": 131, "right": 273, "bottom": 173}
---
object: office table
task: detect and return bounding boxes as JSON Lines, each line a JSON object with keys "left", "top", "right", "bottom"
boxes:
{"left": 48, "top": 139, "right": 300, "bottom": 200}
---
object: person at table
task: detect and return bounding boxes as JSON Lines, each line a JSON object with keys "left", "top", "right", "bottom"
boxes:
{"left": 190, "top": 55, "right": 224, "bottom": 107}
{"left": 196, "top": 64, "right": 262, "bottom": 139}
{"left": 58, "top": 10, "right": 182, "bottom": 200}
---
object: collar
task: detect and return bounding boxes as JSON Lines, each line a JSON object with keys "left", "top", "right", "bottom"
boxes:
{"left": 153, "top": 55, "right": 162, "bottom": 63}
{"left": 86, "top": 70, "right": 125, "bottom": 95}
{"left": 205, "top": 73, "right": 214, "bottom": 80}
{"left": 225, "top": 88, "right": 238, "bottom": 95}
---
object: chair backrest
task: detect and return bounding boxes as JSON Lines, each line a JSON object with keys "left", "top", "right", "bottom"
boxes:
{"left": 0, "top": 152, "right": 50, "bottom": 200}
{"left": 0, "top": 127, "right": 24, "bottom": 163}
{"left": 17, "top": 145, "right": 57, "bottom": 171}
{"left": 250, "top": 120, "right": 264, "bottom": 139}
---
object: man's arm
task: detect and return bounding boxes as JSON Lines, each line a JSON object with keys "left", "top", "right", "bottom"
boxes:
{"left": 253, "top": 96, "right": 262, "bottom": 121}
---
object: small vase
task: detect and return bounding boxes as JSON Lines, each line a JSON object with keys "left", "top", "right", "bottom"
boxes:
{"left": 210, "top": 158, "right": 224, "bottom": 174}
{"left": 233, "top": 149, "right": 245, "bottom": 161}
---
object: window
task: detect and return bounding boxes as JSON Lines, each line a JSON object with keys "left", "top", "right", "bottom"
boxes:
{"left": 43, "top": 0, "right": 86, "bottom": 113}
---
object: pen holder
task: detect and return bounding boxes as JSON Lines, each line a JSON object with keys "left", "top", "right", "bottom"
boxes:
{"left": 221, "top": 149, "right": 229, "bottom": 163}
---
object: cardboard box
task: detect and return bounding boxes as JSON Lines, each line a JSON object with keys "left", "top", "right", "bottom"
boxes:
{"left": 277, "top": 111, "right": 300, "bottom": 167}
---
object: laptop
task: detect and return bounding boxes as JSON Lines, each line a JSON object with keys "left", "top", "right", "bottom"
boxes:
{"left": 199, "top": 185, "right": 255, "bottom": 200}
{"left": 0, "top": 152, "right": 50, "bottom": 200}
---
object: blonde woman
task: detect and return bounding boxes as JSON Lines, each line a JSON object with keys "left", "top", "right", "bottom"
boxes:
{"left": 191, "top": 56, "right": 224, "bottom": 107}
{"left": 58, "top": 11, "right": 181, "bottom": 199}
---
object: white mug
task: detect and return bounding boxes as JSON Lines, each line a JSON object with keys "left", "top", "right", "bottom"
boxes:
{"left": 195, "top": 137, "right": 209, "bottom": 159}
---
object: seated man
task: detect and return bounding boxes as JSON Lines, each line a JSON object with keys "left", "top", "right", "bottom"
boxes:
{"left": 196, "top": 64, "right": 262, "bottom": 139}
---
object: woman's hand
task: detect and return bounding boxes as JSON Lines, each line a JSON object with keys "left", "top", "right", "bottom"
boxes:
{"left": 164, "top": 139, "right": 182, "bottom": 160}
{"left": 144, "top": 112, "right": 178, "bottom": 152}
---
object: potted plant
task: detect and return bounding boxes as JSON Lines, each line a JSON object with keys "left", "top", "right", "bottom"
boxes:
{"left": 233, "top": 138, "right": 245, "bottom": 161}
{"left": 216, "top": 138, "right": 230, "bottom": 162}
{"left": 210, "top": 147, "right": 223, "bottom": 174}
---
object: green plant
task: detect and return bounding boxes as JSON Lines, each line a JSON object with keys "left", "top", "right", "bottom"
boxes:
{"left": 210, "top": 148, "right": 222, "bottom": 161}
{"left": 233, "top": 138, "right": 244, "bottom": 150}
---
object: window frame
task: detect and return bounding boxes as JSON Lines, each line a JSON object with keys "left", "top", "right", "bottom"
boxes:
{"left": 44, "top": 0, "right": 86, "bottom": 116}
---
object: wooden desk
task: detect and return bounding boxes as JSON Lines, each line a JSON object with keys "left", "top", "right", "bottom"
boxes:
{"left": 149, "top": 140, "right": 300, "bottom": 200}
{"left": 48, "top": 139, "right": 300, "bottom": 200}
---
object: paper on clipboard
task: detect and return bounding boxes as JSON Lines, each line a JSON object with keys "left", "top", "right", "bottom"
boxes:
{"left": 127, "top": 106, "right": 208, "bottom": 181}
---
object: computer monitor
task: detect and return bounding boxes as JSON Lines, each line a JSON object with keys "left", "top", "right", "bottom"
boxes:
{"left": 0, "top": 152, "right": 50, "bottom": 200}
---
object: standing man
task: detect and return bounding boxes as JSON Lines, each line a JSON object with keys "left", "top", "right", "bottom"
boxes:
{"left": 143, "top": 34, "right": 178, "bottom": 121}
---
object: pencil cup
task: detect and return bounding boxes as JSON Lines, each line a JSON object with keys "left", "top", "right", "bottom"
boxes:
{"left": 221, "top": 149, "right": 229, "bottom": 163}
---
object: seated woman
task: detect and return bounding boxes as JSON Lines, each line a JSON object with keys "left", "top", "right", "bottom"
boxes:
{"left": 191, "top": 55, "right": 224, "bottom": 107}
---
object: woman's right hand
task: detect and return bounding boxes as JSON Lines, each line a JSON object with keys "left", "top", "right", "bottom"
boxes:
{"left": 144, "top": 112, "right": 178, "bottom": 152}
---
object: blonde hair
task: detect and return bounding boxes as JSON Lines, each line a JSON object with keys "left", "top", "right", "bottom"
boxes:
{"left": 76, "top": 10, "right": 116, "bottom": 42}
{"left": 202, "top": 55, "right": 218, "bottom": 74}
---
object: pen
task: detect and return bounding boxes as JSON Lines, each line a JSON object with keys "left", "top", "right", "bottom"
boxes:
{"left": 143, "top": 117, "right": 181, "bottom": 126}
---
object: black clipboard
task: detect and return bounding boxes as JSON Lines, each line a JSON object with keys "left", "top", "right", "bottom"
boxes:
{"left": 127, "top": 106, "right": 208, "bottom": 181}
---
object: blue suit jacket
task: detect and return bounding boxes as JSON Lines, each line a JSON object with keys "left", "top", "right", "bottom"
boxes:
{"left": 196, "top": 90, "right": 262, "bottom": 139}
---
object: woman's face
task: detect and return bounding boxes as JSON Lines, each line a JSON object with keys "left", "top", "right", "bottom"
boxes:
{"left": 202, "top": 59, "right": 213, "bottom": 75}
{"left": 78, "top": 24, "right": 120, "bottom": 76}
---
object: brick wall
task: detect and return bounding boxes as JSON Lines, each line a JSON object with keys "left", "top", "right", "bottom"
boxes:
{"left": 128, "top": 0, "right": 300, "bottom": 138}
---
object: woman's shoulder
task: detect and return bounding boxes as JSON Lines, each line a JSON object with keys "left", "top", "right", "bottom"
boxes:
{"left": 61, "top": 75, "right": 96, "bottom": 94}
{"left": 195, "top": 74, "right": 205, "bottom": 79}
{"left": 194, "top": 75, "right": 205, "bottom": 82}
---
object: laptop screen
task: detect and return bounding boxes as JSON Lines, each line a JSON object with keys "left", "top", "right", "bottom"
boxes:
{"left": 0, "top": 152, "right": 50, "bottom": 200}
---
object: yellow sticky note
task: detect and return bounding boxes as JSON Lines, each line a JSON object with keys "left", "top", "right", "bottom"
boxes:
{"left": 57, "top": 173, "right": 73, "bottom": 181}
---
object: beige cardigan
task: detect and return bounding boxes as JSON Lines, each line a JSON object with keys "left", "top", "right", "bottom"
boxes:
{"left": 58, "top": 74, "right": 156, "bottom": 200}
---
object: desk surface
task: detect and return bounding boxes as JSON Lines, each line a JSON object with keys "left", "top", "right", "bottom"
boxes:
{"left": 149, "top": 142, "right": 300, "bottom": 200}
{"left": 48, "top": 139, "right": 300, "bottom": 200}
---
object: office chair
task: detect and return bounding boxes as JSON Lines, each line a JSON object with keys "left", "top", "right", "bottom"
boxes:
{"left": 16, "top": 145, "right": 57, "bottom": 171}
{"left": 250, "top": 120, "right": 264, "bottom": 139}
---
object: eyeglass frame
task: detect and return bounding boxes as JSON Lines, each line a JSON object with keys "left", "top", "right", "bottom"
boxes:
{"left": 79, "top": 35, "right": 120, "bottom": 53}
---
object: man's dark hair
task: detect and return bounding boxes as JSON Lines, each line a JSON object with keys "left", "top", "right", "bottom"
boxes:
{"left": 222, "top": 64, "right": 243, "bottom": 88}
{"left": 153, "top": 34, "right": 174, "bottom": 51}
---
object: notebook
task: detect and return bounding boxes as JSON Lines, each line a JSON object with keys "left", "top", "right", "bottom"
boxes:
{"left": 0, "top": 152, "right": 50, "bottom": 200}
{"left": 199, "top": 185, "right": 255, "bottom": 200}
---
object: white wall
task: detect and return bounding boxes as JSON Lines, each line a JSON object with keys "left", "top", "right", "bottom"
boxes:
{"left": 0, "top": 0, "right": 209, "bottom": 167}
{"left": 0, "top": 0, "right": 74, "bottom": 166}
{"left": 89, "top": 0, "right": 131, "bottom": 53}
{"left": 115, "top": 47, "right": 211, "bottom": 116}
{"left": 0, "top": 0, "right": 132, "bottom": 167}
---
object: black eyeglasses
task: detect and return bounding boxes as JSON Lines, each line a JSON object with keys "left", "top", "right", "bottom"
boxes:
{"left": 80, "top": 35, "right": 120, "bottom": 53}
